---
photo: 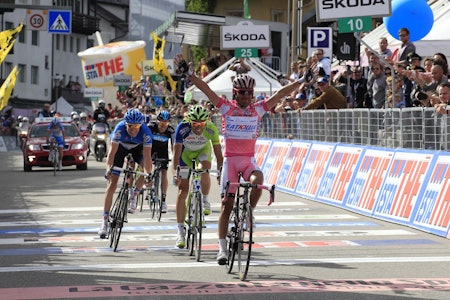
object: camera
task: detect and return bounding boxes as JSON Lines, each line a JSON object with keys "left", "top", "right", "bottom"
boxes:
{"left": 415, "top": 91, "right": 428, "bottom": 101}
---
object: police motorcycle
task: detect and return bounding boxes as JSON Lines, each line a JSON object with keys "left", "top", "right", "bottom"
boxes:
{"left": 16, "top": 116, "right": 30, "bottom": 150}
{"left": 89, "top": 120, "right": 110, "bottom": 162}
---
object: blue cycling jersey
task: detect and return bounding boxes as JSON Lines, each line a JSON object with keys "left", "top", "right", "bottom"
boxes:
{"left": 47, "top": 121, "right": 64, "bottom": 137}
{"left": 111, "top": 120, "right": 153, "bottom": 150}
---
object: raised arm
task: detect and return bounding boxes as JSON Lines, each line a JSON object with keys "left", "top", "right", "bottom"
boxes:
{"left": 175, "top": 54, "right": 221, "bottom": 107}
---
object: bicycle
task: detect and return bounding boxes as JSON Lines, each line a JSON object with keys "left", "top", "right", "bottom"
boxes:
{"left": 177, "top": 160, "right": 220, "bottom": 262}
{"left": 107, "top": 154, "right": 149, "bottom": 252}
{"left": 145, "top": 157, "right": 171, "bottom": 221}
{"left": 48, "top": 137, "right": 59, "bottom": 176}
{"left": 224, "top": 173, "right": 275, "bottom": 281}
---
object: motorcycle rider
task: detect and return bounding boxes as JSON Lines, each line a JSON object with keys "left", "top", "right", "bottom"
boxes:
{"left": 93, "top": 100, "right": 110, "bottom": 124}
{"left": 148, "top": 110, "right": 175, "bottom": 213}
{"left": 16, "top": 116, "right": 30, "bottom": 148}
{"left": 77, "top": 112, "right": 92, "bottom": 155}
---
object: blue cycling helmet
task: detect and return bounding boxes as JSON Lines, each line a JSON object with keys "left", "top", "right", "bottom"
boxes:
{"left": 124, "top": 108, "right": 144, "bottom": 124}
{"left": 157, "top": 110, "right": 170, "bottom": 121}
{"left": 51, "top": 117, "right": 60, "bottom": 125}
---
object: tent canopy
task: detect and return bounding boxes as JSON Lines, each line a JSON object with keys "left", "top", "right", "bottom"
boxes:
{"left": 187, "top": 58, "right": 283, "bottom": 101}
{"left": 51, "top": 97, "right": 73, "bottom": 116}
{"left": 361, "top": 0, "right": 450, "bottom": 62}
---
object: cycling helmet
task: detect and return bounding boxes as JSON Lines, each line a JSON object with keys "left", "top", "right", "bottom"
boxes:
{"left": 98, "top": 99, "right": 105, "bottom": 107}
{"left": 124, "top": 108, "right": 144, "bottom": 124}
{"left": 187, "top": 105, "right": 209, "bottom": 121}
{"left": 70, "top": 111, "right": 78, "bottom": 117}
{"left": 157, "top": 110, "right": 171, "bottom": 121}
{"left": 22, "top": 117, "right": 29, "bottom": 122}
{"left": 79, "top": 112, "right": 87, "bottom": 118}
{"left": 72, "top": 113, "right": 79, "bottom": 120}
{"left": 232, "top": 74, "right": 256, "bottom": 90}
{"left": 51, "top": 117, "right": 60, "bottom": 125}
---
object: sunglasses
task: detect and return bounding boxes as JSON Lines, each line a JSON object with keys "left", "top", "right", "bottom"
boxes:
{"left": 236, "top": 89, "right": 253, "bottom": 95}
{"left": 126, "top": 123, "right": 141, "bottom": 129}
{"left": 191, "top": 121, "right": 206, "bottom": 128}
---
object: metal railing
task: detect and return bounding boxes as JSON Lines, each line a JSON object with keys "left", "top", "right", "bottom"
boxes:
{"left": 211, "top": 107, "right": 450, "bottom": 152}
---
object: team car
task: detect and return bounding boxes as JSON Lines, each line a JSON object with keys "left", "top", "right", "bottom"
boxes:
{"left": 23, "top": 117, "right": 88, "bottom": 172}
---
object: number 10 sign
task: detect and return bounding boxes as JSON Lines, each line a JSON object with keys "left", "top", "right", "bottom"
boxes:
{"left": 338, "top": 17, "right": 372, "bottom": 33}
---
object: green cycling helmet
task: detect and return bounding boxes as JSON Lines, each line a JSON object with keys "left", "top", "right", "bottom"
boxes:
{"left": 187, "top": 105, "right": 209, "bottom": 121}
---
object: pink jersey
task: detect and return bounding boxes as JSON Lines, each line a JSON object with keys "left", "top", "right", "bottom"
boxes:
{"left": 216, "top": 97, "right": 269, "bottom": 157}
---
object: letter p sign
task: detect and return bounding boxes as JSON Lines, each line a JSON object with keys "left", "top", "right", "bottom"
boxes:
{"left": 307, "top": 27, "right": 333, "bottom": 58}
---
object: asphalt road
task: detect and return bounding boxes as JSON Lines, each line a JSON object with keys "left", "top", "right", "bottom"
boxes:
{"left": 0, "top": 150, "right": 449, "bottom": 300}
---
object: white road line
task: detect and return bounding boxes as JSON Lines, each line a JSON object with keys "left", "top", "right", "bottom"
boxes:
{"left": 0, "top": 230, "right": 415, "bottom": 245}
{"left": 0, "top": 201, "right": 307, "bottom": 215}
{"left": 0, "top": 214, "right": 358, "bottom": 227}
{"left": 1, "top": 256, "right": 450, "bottom": 272}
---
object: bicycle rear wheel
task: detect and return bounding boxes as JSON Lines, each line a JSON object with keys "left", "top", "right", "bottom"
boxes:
{"left": 237, "top": 202, "right": 253, "bottom": 281}
{"left": 194, "top": 193, "right": 203, "bottom": 262}
{"left": 109, "top": 189, "right": 127, "bottom": 251}
{"left": 226, "top": 203, "right": 238, "bottom": 273}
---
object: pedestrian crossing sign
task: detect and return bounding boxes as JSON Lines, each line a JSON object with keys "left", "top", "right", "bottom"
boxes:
{"left": 48, "top": 10, "right": 71, "bottom": 34}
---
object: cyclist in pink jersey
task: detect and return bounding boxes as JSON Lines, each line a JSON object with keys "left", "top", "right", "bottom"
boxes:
{"left": 175, "top": 54, "right": 303, "bottom": 264}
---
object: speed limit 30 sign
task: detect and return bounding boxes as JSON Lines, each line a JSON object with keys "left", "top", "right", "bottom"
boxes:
{"left": 27, "top": 10, "right": 48, "bottom": 31}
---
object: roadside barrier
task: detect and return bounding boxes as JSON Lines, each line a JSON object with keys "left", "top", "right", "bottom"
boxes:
{"left": 257, "top": 138, "right": 450, "bottom": 239}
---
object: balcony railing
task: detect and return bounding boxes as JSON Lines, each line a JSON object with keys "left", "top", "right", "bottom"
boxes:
{"left": 72, "top": 13, "right": 100, "bottom": 35}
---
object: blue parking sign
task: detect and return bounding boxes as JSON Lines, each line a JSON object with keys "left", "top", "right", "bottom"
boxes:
{"left": 307, "top": 27, "right": 333, "bottom": 58}
{"left": 48, "top": 10, "right": 71, "bottom": 34}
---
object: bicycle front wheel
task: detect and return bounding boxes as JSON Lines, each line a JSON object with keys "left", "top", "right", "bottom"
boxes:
{"left": 194, "top": 193, "right": 203, "bottom": 262}
{"left": 153, "top": 174, "right": 162, "bottom": 222}
{"left": 186, "top": 193, "right": 195, "bottom": 256}
{"left": 226, "top": 204, "right": 238, "bottom": 273}
{"left": 109, "top": 188, "right": 127, "bottom": 252}
{"left": 149, "top": 188, "right": 157, "bottom": 219}
{"left": 237, "top": 202, "right": 253, "bottom": 281}
{"left": 53, "top": 150, "right": 58, "bottom": 176}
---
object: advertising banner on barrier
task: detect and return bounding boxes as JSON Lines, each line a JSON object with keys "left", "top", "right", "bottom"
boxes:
{"left": 295, "top": 142, "right": 334, "bottom": 198}
{"left": 261, "top": 141, "right": 292, "bottom": 185}
{"left": 254, "top": 139, "right": 273, "bottom": 168}
{"left": 373, "top": 150, "right": 433, "bottom": 224}
{"left": 411, "top": 153, "right": 450, "bottom": 237}
{"left": 276, "top": 141, "right": 311, "bottom": 192}
{"left": 316, "top": 145, "right": 363, "bottom": 204}
{"left": 344, "top": 148, "right": 394, "bottom": 214}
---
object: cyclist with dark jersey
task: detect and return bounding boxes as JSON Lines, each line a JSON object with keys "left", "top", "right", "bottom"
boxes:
{"left": 148, "top": 110, "right": 175, "bottom": 213}
{"left": 98, "top": 108, "right": 153, "bottom": 239}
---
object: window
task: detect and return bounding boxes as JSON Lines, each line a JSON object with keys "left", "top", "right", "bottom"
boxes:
{"left": 31, "top": 66, "right": 39, "bottom": 85}
{"left": 272, "top": 10, "right": 287, "bottom": 23}
{"left": 5, "top": 21, "right": 13, "bottom": 30}
{"left": 32, "top": 30, "right": 39, "bottom": 46}
{"left": 4, "top": 62, "right": 13, "bottom": 76}
{"left": 19, "top": 25, "right": 26, "bottom": 43}
{"left": 18, "top": 64, "right": 26, "bottom": 83}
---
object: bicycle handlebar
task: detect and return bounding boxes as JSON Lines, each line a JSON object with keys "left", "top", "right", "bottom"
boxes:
{"left": 111, "top": 166, "right": 149, "bottom": 178}
{"left": 226, "top": 181, "right": 276, "bottom": 206}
